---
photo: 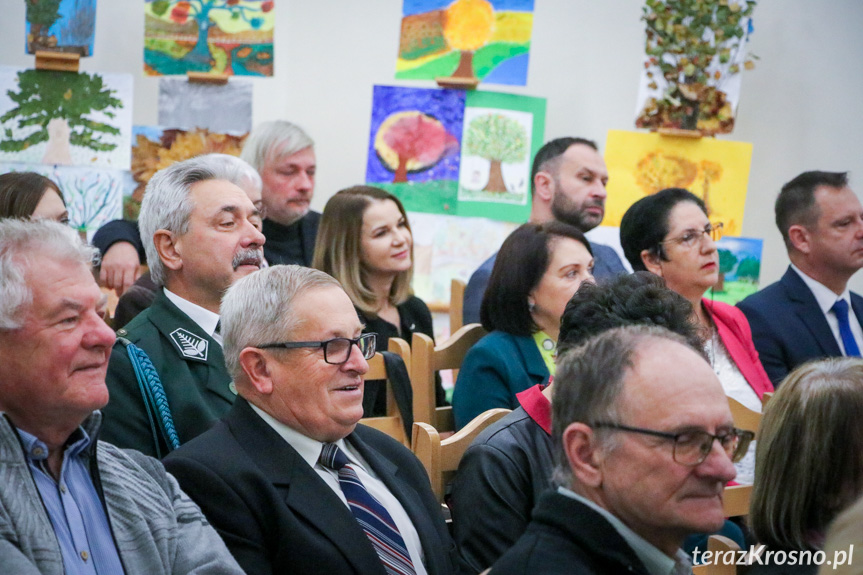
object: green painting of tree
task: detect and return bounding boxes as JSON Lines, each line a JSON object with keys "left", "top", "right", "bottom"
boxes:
{"left": 464, "top": 113, "right": 527, "bottom": 193}
{"left": 1, "top": 70, "right": 122, "bottom": 163}
{"left": 25, "top": 0, "right": 62, "bottom": 43}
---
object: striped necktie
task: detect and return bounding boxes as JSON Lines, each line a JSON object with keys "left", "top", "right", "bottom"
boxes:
{"left": 319, "top": 443, "right": 416, "bottom": 575}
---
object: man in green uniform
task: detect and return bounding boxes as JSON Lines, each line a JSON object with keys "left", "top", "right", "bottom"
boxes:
{"left": 102, "top": 154, "right": 266, "bottom": 457}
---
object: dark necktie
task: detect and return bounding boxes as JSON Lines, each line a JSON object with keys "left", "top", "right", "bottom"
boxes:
{"left": 832, "top": 299, "right": 860, "bottom": 356}
{"left": 319, "top": 443, "right": 416, "bottom": 575}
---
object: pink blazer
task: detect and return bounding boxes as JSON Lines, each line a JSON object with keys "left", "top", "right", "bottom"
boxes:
{"left": 703, "top": 299, "right": 774, "bottom": 399}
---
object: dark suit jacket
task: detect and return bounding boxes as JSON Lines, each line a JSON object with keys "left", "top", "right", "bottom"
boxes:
{"left": 163, "top": 398, "right": 456, "bottom": 575}
{"left": 262, "top": 210, "right": 321, "bottom": 266}
{"left": 737, "top": 267, "right": 863, "bottom": 385}
{"left": 452, "top": 331, "right": 549, "bottom": 430}
{"left": 102, "top": 290, "right": 235, "bottom": 457}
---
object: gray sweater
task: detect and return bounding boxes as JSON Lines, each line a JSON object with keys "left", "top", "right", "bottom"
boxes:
{"left": 0, "top": 411, "right": 244, "bottom": 575}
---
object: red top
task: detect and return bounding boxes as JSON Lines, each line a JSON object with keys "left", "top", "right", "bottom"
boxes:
{"left": 516, "top": 383, "right": 552, "bottom": 435}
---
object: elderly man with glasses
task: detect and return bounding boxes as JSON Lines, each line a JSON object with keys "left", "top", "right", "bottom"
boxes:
{"left": 163, "top": 265, "right": 455, "bottom": 575}
{"left": 491, "top": 325, "right": 747, "bottom": 575}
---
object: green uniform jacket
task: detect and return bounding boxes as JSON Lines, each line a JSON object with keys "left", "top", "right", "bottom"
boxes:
{"left": 102, "top": 290, "right": 236, "bottom": 458}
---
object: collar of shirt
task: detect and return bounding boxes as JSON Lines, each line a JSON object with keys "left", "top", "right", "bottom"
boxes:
{"left": 790, "top": 264, "right": 853, "bottom": 314}
{"left": 248, "top": 403, "right": 359, "bottom": 471}
{"left": 163, "top": 287, "right": 221, "bottom": 339}
{"left": 557, "top": 486, "right": 690, "bottom": 575}
{"left": 16, "top": 426, "right": 91, "bottom": 465}
{"left": 516, "top": 383, "right": 552, "bottom": 435}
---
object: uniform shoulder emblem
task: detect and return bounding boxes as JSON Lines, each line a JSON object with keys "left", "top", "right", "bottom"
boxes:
{"left": 169, "top": 328, "right": 209, "bottom": 361}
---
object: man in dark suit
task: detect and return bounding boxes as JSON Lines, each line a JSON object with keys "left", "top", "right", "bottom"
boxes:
{"left": 102, "top": 155, "right": 266, "bottom": 457}
{"left": 462, "top": 137, "right": 626, "bottom": 324}
{"left": 164, "top": 265, "right": 454, "bottom": 575}
{"left": 241, "top": 120, "right": 321, "bottom": 266}
{"left": 738, "top": 171, "right": 863, "bottom": 385}
{"left": 492, "top": 325, "right": 743, "bottom": 575}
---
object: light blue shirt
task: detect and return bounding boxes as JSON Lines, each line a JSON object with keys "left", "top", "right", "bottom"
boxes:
{"left": 557, "top": 487, "right": 692, "bottom": 575}
{"left": 17, "top": 426, "right": 125, "bottom": 575}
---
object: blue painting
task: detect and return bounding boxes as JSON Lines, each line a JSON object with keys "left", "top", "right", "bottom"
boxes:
{"left": 26, "top": 0, "right": 97, "bottom": 57}
{"left": 712, "top": 236, "right": 763, "bottom": 305}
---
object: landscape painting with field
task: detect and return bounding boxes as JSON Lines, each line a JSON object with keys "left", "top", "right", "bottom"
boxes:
{"left": 396, "top": 0, "right": 534, "bottom": 86}
{"left": 144, "top": 0, "right": 275, "bottom": 76}
{"left": 710, "top": 236, "right": 762, "bottom": 305}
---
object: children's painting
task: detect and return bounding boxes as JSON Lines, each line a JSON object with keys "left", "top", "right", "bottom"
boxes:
{"left": 0, "top": 67, "right": 132, "bottom": 170}
{"left": 127, "top": 125, "right": 247, "bottom": 219}
{"left": 410, "top": 211, "right": 517, "bottom": 308}
{"left": 366, "top": 85, "right": 544, "bottom": 223}
{"left": 710, "top": 236, "right": 762, "bottom": 305}
{"left": 144, "top": 0, "right": 275, "bottom": 76}
{"left": 366, "top": 85, "right": 465, "bottom": 215}
{"left": 25, "top": 0, "right": 97, "bottom": 56}
{"left": 396, "top": 0, "right": 534, "bottom": 86}
{"left": 0, "top": 161, "right": 124, "bottom": 240}
{"left": 604, "top": 130, "right": 752, "bottom": 237}
{"left": 158, "top": 78, "right": 252, "bottom": 134}
{"left": 635, "top": 0, "right": 757, "bottom": 135}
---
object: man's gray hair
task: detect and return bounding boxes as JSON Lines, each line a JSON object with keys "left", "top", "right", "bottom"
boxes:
{"left": 551, "top": 325, "right": 689, "bottom": 487}
{"left": 209, "top": 153, "right": 262, "bottom": 196}
{"left": 220, "top": 265, "right": 341, "bottom": 381}
{"left": 0, "top": 219, "right": 97, "bottom": 330}
{"left": 240, "top": 121, "right": 314, "bottom": 173}
{"left": 140, "top": 153, "right": 262, "bottom": 286}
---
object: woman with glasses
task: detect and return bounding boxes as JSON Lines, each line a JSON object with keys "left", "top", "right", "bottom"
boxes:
{"left": 314, "top": 185, "right": 442, "bottom": 416}
{"left": 452, "top": 222, "right": 594, "bottom": 430}
{"left": 0, "top": 172, "right": 69, "bottom": 223}
{"left": 620, "top": 188, "right": 772, "bottom": 483}
{"left": 749, "top": 358, "right": 863, "bottom": 574}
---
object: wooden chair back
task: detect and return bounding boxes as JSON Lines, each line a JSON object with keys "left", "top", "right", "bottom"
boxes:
{"left": 449, "top": 278, "right": 466, "bottom": 335}
{"left": 727, "top": 397, "right": 762, "bottom": 433}
{"left": 691, "top": 534, "right": 740, "bottom": 575}
{"left": 723, "top": 397, "right": 762, "bottom": 519}
{"left": 411, "top": 323, "right": 487, "bottom": 431}
{"left": 359, "top": 337, "right": 411, "bottom": 446}
{"left": 412, "top": 408, "right": 511, "bottom": 502}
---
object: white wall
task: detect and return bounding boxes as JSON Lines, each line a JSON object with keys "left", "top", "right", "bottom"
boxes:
{"left": 2, "top": 0, "right": 862, "bottom": 290}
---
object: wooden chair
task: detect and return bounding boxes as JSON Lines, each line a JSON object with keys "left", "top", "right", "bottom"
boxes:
{"left": 359, "top": 337, "right": 411, "bottom": 446}
{"left": 411, "top": 323, "right": 487, "bottom": 431}
{"left": 727, "top": 397, "right": 761, "bottom": 433}
{"left": 691, "top": 534, "right": 741, "bottom": 575}
{"left": 449, "top": 278, "right": 466, "bottom": 336}
{"left": 722, "top": 397, "right": 763, "bottom": 519}
{"left": 412, "top": 408, "right": 511, "bottom": 503}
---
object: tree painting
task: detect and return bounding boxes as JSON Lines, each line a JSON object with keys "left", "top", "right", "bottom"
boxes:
{"left": 145, "top": 0, "right": 275, "bottom": 76}
{"left": 375, "top": 112, "right": 459, "bottom": 183}
{"left": 26, "top": 0, "right": 97, "bottom": 56}
{"left": 0, "top": 69, "right": 122, "bottom": 165}
{"left": 25, "top": 0, "right": 62, "bottom": 51}
{"left": 464, "top": 112, "right": 527, "bottom": 193}
{"left": 443, "top": 0, "right": 494, "bottom": 81}
{"left": 635, "top": 0, "right": 757, "bottom": 135}
{"left": 716, "top": 246, "right": 737, "bottom": 290}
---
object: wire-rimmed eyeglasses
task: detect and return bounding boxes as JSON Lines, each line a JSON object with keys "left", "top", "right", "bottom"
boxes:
{"left": 591, "top": 422, "right": 754, "bottom": 466}
{"left": 258, "top": 333, "right": 376, "bottom": 365}
{"left": 660, "top": 222, "right": 724, "bottom": 250}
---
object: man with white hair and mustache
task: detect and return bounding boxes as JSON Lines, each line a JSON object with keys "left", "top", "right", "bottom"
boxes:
{"left": 103, "top": 155, "right": 266, "bottom": 458}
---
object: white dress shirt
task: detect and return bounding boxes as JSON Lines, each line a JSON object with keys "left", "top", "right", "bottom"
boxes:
{"left": 791, "top": 265, "right": 863, "bottom": 355}
{"left": 163, "top": 288, "right": 222, "bottom": 346}
{"left": 249, "top": 404, "right": 428, "bottom": 575}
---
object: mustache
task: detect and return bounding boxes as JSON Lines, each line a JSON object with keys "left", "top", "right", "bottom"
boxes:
{"left": 232, "top": 248, "right": 263, "bottom": 270}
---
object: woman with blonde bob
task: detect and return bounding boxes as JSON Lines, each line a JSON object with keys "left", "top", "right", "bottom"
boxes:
{"left": 749, "top": 357, "right": 863, "bottom": 574}
{"left": 313, "top": 185, "right": 443, "bottom": 411}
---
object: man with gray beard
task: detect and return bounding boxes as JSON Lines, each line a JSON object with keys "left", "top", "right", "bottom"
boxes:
{"left": 103, "top": 155, "right": 266, "bottom": 458}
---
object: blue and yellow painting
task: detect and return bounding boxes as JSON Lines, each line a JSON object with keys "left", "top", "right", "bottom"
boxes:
{"left": 144, "top": 0, "right": 275, "bottom": 76}
{"left": 396, "top": 0, "right": 534, "bottom": 86}
{"left": 25, "top": 0, "right": 97, "bottom": 57}
{"left": 711, "top": 236, "right": 763, "bottom": 305}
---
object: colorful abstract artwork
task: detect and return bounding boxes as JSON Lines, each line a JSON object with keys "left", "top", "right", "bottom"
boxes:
{"left": 604, "top": 130, "right": 752, "bottom": 237}
{"left": 144, "top": 0, "right": 275, "bottom": 76}
{"left": 126, "top": 125, "right": 246, "bottom": 219}
{"left": 634, "top": 0, "right": 756, "bottom": 135}
{"left": 396, "top": 0, "right": 534, "bottom": 87}
{"left": 25, "top": 0, "right": 97, "bottom": 56}
{"left": 0, "top": 161, "right": 124, "bottom": 240}
{"left": 410, "top": 211, "right": 518, "bottom": 307}
{"left": 0, "top": 66, "right": 132, "bottom": 170}
{"left": 710, "top": 236, "right": 763, "bottom": 305}
{"left": 158, "top": 77, "right": 252, "bottom": 134}
{"left": 366, "top": 85, "right": 544, "bottom": 222}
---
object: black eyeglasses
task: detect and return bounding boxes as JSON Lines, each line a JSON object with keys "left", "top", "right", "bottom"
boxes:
{"left": 592, "top": 422, "right": 754, "bottom": 466}
{"left": 660, "top": 222, "right": 724, "bottom": 250}
{"left": 258, "top": 333, "right": 376, "bottom": 365}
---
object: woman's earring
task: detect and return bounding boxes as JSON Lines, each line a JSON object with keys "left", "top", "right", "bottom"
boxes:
{"left": 528, "top": 300, "right": 536, "bottom": 313}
